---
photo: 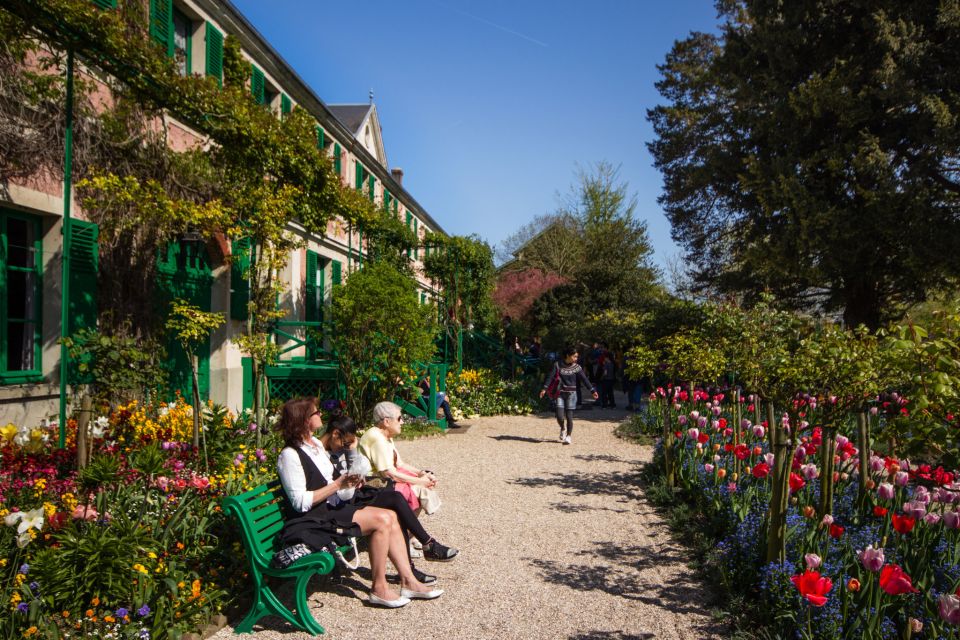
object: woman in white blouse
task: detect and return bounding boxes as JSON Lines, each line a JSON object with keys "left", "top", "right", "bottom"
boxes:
{"left": 276, "top": 398, "right": 441, "bottom": 608}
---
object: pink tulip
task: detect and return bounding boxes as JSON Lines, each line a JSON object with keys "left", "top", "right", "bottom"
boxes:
{"left": 753, "top": 425, "right": 765, "bottom": 438}
{"left": 155, "top": 476, "right": 170, "bottom": 491}
{"left": 859, "top": 545, "right": 884, "bottom": 572}
{"left": 836, "top": 435, "right": 849, "bottom": 448}
{"left": 903, "top": 501, "right": 927, "bottom": 519}
{"left": 944, "top": 511, "right": 960, "bottom": 529}
{"left": 869, "top": 456, "right": 885, "bottom": 473}
{"left": 870, "top": 406, "right": 878, "bottom": 416}
{"left": 711, "top": 420, "right": 720, "bottom": 431}
{"left": 741, "top": 419, "right": 752, "bottom": 430}
{"left": 895, "top": 471, "right": 910, "bottom": 487}
{"left": 764, "top": 453, "right": 775, "bottom": 467}
{"left": 704, "top": 463, "right": 714, "bottom": 473}
{"left": 923, "top": 513, "right": 941, "bottom": 526}
{"left": 72, "top": 505, "right": 98, "bottom": 521}
{"left": 697, "top": 416, "right": 708, "bottom": 429}
{"left": 821, "top": 514, "right": 834, "bottom": 526}
{"left": 678, "top": 415, "right": 688, "bottom": 426}
{"left": 712, "top": 406, "right": 722, "bottom": 417}
{"left": 723, "top": 428, "right": 733, "bottom": 438}
{"left": 878, "top": 483, "right": 895, "bottom": 500}
{"left": 913, "top": 486, "right": 931, "bottom": 504}
{"left": 802, "top": 464, "right": 819, "bottom": 480}
{"left": 939, "top": 593, "right": 960, "bottom": 625}
{"left": 727, "top": 482, "right": 738, "bottom": 493}
{"left": 804, "top": 553, "right": 822, "bottom": 570}
{"left": 687, "top": 428, "right": 700, "bottom": 441}
{"left": 690, "top": 411, "right": 700, "bottom": 420}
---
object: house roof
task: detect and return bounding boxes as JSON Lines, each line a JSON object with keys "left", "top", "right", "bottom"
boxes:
{"left": 327, "top": 104, "right": 373, "bottom": 136}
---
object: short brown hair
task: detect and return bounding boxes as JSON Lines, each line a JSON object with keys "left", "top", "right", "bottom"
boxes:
{"left": 278, "top": 397, "right": 317, "bottom": 448}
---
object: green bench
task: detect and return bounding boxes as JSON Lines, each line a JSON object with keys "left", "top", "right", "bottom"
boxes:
{"left": 222, "top": 480, "right": 352, "bottom": 636}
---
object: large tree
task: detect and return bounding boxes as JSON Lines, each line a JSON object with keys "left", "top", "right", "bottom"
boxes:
{"left": 530, "top": 163, "right": 662, "bottom": 347}
{"left": 648, "top": 0, "right": 960, "bottom": 328}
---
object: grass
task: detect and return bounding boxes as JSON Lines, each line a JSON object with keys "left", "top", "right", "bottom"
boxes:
{"left": 395, "top": 418, "right": 445, "bottom": 440}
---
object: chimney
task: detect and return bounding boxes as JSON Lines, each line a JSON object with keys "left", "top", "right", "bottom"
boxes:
{"left": 391, "top": 167, "right": 404, "bottom": 186}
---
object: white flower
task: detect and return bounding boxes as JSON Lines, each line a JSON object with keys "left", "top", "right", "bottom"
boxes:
{"left": 90, "top": 416, "right": 109, "bottom": 439}
{"left": 4, "top": 512, "right": 22, "bottom": 528}
{"left": 158, "top": 406, "right": 170, "bottom": 417}
{"left": 16, "top": 507, "right": 44, "bottom": 535}
{"left": 16, "top": 532, "right": 31, "bottom": 548}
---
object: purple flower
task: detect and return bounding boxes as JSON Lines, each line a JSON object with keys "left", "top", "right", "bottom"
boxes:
{"left": 116, "top": 607, "right": 129, "bottom": 618}
{"left": 16, "top": 602, "right": 28, "bottom": 614}
{"left": 944, "top": 510, "right": 960, "bottom": 530}
{"left": 19, "top": 564, "right": 29, "bottom": 574}
{"left": 877, "top": 483, "right": 895, "bottom": 500}
{"left": 137, "top": 604, "right": 151, "bottom": 617}
{"left": 859, "top": 545, "right": 884, "bottom": 572}
{"left": 923, "top": 513, "right": 941, "bottom": 526}
{"left": 903, "top": 500, "right": 927, "bottom": 519}
{"left": 139, "top": 631, "right": 151, "bottom": 640}
{"left": 895, "top": 471, "right": 910, "bottom": 487}
{"left": 804, "top": 553, "right": 822, "bottom": 570}
{"left": 29, "top": 581, "right": 38, "bottom": 593}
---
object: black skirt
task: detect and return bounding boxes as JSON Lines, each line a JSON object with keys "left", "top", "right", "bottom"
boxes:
{"left": 279, "top": 499, "right": 363, "bottom": 552}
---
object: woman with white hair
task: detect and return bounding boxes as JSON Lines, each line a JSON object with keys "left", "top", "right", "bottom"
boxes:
{"left": 360, "top": 401, "right": 458, "bottom": 561}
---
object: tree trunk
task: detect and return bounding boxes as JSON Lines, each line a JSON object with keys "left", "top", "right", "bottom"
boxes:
{"left": 191, "top": 353, "right": 201, "bottom": 450}
{"left": 76, "top": 393, "right": 93, "bottom": 469}
{"left": 819, "top": 424, "right": 838, "bottom": 518}
{"left": 857, "top": 411, "right": 870, "bottom": 507}
{"left": 733, "top": 389, "right": 742, "bottom": 478}
{"left": 662, "top": 401, "right": 675, "bottom": 489}
{"left": 842, "top": 279, "right": 882, "bottom": 331}
{"left": 765, "top": 401, "right": 788, "bottom": 563}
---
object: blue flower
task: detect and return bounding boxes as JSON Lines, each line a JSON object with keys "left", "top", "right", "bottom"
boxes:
{"left": 18, "top": 563, "right": 29, "bottom": 575}
{"left": 116, "top": 607, "right": 129, "bottom": 618}
{"left": 28, "top": 581, "right": 38, "bottom": 593}
{"left": 137, "top": 604, "right": 150, "bottom": 617}
{"left": 16, "top": 602, "right": 28, "bottom": 614}
{"left": 138, "top": 630, "right": 151, "bottom": 639}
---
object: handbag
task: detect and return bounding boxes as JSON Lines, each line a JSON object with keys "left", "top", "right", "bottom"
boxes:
{"left": 546, "top": 365, "right": 561, "bottom": 400}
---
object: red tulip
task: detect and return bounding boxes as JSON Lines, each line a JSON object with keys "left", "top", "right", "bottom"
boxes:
{"left": 829, "top": 524, "right": 845, "bottom": 539}
{"left": 734, "top": 444, "right": 750, "bottom": 460}
{"left": 878, "top": 564, "right": 919, "bottom": 595}
{"left": 873, "top": 506, "right": 888, "bottom": 517}
{"left": 892, "top": 513, "right": 916, "bottom": 535}
{"left": 791, "top": 570, "right": 833, "bottom": 607}
{"left": 789, "top": 473, "right": 806, "bottom": 494}
{"left": 697, "top": 432, "right": 710, "bottom": 445}
{"left": 752, "top": 462, "right": 771, "bottom": 479}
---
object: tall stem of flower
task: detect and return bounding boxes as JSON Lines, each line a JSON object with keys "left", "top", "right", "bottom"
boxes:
{"left": 662, "top": 401, "right": 674, "bottom": 489}
{"left": 819, "top": 423, "right": 838, "bottom": 518}
{"left": 857, "top": 411, "right": 870, "bottom": 509}
{"left": 733, "top": 389, "right": 742, "bottom": 479}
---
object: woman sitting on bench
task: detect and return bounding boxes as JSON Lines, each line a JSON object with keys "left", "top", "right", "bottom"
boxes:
{"left": 276, "top": 398, "right": 444, "bottom": 608}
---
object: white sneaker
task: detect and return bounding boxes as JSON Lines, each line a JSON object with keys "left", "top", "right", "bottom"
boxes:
{"left": 411, "top": 539, "right": 423, "bottom": 550}
{"left": 409, "top": 540, "right": 423, "bottom": 558}
{"left": 559, "top": 429, "right": 566, "bottom": 442}
{"left": 563, "top": 435, "right": 572, "bottom": 445}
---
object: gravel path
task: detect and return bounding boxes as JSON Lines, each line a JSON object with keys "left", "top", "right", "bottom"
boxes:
{"left": 211, "top": 404, "right": 725, "bottom": 640}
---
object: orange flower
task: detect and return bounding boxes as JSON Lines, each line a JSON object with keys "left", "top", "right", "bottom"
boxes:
{"left": 85, "top": 609, "right": 94, "bottom": 618}
{"left": 91, "top": 597, "right": 100, "bottom": 606}
{"left": 847, "top": 578, "right": 861, "bottom": 592}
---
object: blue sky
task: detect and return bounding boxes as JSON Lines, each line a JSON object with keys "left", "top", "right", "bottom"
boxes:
{"left": 231, "top": 0, "right": 722, "bottom": 272}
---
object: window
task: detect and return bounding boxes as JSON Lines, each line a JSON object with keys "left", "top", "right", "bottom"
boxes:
{"left": 173, "top": 8, "right": 191, "bottom": 76}
{"left": 1, "top": 211, "right": 42, "bottom": 383}
{"left": 205, "top": 22, "right": 223, "bottom": 86}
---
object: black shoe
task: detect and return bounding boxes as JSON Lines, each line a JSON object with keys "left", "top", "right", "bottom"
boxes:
{"left": 388, "top": 567, "right": 437, "bottom": 585}
{"left": 447, "top": 422, "right": 461, "bottom": 428}
{"left": 423, "top": 540, "right": 459, "bottom": 561}
{"left": 412, "top": 566, "right": 438, "bottom": 584}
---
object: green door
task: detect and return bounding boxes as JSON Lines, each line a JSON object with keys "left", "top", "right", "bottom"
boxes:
{"left": 157, "top": 240, "right": 213, "bottom": 401}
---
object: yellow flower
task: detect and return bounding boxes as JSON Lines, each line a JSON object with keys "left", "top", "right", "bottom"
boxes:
{"left": 10, "top": 592, "right": 22, "bottom": 605}
{"left": 132, "top": 564, "right": 148, "bottom": 575}
{"left": 43, "top": 502, "right": 56, "bottom": 518}
{"left": 23, "top": 626, "right": 38, "bottom": 637}
{"left": 0, "top": 423, "right": 17, "bottom": 442}
{"left": 14, "top": 574, "right": 25, "bottom": 587}
{"left": 147, "top": 552, "right": 157, "bottom": 559}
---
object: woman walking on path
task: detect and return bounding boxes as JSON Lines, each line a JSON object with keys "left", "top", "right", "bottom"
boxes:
{"left": 539, "top": 346, "right": 598, "bottom": 445}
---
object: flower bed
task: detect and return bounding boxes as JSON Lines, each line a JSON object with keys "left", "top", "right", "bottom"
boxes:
{"left": 630, "top": 390, "right": 960, "bottom": 639}
{"left": 0, "top": 398, "right": 281, "bottom": 640}
{"left": 445, "top": 368, "right": 539, "bottom": 418}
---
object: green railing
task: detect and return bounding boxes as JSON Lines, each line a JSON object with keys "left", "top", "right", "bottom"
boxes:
{"left": 394, "top": 361, "right": 448, "bottom": 429}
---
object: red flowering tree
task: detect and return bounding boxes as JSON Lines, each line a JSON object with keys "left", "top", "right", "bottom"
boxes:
{"left": 492, "top": 268, "right": 567, "bottom": 324}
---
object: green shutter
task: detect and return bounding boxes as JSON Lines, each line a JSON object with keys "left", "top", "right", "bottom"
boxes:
{"left": 280, "top": 93, "right": 292, "bottom": 117}
{"left": 331, "top": 260, "right": 342, "bottom": 286}
{"left": 250, "top": 64, "right": 265, "bottom": 104}
{"left": 150, "top": 0, "right": 174, "bottom": 57}
{"left": 204, "top": 22, "right": 223, "bottom": 86}
{"left": 91, "top": 0, "right": 117, "bottom": 9}
{"left": 334, "top": 143, "right": 342, "bottom": 174}
{"left": 68, "top": 220, "right": 99, "bottom": 335}
{"left": 384, "top": 190, "right": 391, "bottom": 211}
{"left": 305, "top": 250, "right": 318, "bottom": 322}
{"left": 413, "top": 218, "right": 419, "bottom": 260}
{"left": 315, "top": 125, "right": 325, "bottom": 149}
{"left": 230, "top": 238, "right": 250, "bottom": 320}
{"left": 355, "top": 162, "right": 364, "bottom": 190}
{"left": 405, "top": 211, "right": 413, "bottom": 258}
{"left": 368, "top": 175, "right": 375, "bottom": 202}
